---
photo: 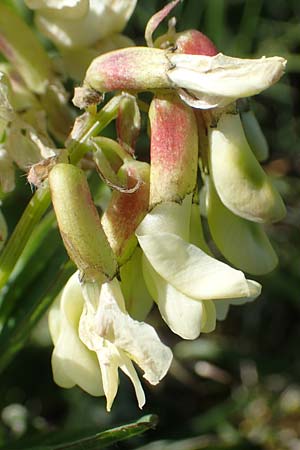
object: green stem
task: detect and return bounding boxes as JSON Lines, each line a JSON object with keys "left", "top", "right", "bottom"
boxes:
{"left": 0, "top": 185, "right": 51, "bottom": 289}
{"left": 69, "top": 95, "right": 121, "bottom": 164}
{"left": 0, "top": 95, "right": 122, "bottom": 291}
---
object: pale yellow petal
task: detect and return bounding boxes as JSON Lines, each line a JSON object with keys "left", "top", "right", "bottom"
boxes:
{"left": 25, "top": 0, "right": 89, "bottom": 19}
{"left": 206, "top": 175, "right": 278, "bottom": 274}
{"left": 208, "top": 112, "right": 286, "bottom": 223}
{"left": 143, "top": 256, "right": 206, "bottom": 339}
{"left": 50, "top": 273, "right": 103, "bottom": 396}
{"left": 137, "top": 230, "right": 254, "bottom": 300}
{"left": 95, "top": 279, "right": 173, "bottom": 385}
{"left": 96, "top": 340, "right": 120, "bottom": 411}
{"left": 136, "top": 195, "right": 192, "bottom": 241}
{"left": 118, "top": 349, "right": 146, "bottom": 409}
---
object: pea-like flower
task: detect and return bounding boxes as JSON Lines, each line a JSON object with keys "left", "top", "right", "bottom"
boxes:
{"left": 136, "top": 194, "right": 261, "bottom": 340}
{"left": 79, "top": 47, "right": 286, "bottom": 110}
{"left": 48, "top": 163, "right": 172, "bottom": 410}
{"left": 49, "top": 272, "right": 172, "bottom": 411}
{"left": 134, "top": 94, "right": 261, "bottom": 340}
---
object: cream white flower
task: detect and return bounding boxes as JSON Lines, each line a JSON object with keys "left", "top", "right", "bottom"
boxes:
{"left": 207, "top": 110, "right": 286, "bottom": 223}
{"left": 49, "top": 272, "right": 172, "bottom": 411}
{"left": 25, "top": 0, "right": 89, "bottom": 19}
{"left": 167, "top": 52, "right": 287, "bottom": 109}
{"left": 28, "top": 0, "right": 137, "bottom": 48}
{"left": 136, "top": 194, "right": 261, "bottom": 340}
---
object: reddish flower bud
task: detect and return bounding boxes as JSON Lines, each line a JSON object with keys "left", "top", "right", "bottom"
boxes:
{"left": 84, "top": 47, "right": 170, "bottom": 93}
{"left": 149, "top": 94, "right": 198, "bottom": 205}
{"left": 101, "top": 160, "right": 150, "bottom": 264}
{"left": 174, "top": 29, "right": 218, "bottom": 56}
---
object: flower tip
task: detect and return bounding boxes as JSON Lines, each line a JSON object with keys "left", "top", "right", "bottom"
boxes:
{"left": 138, "top": 397, "right": 146, "bottom": 410}
{"left": 106, "top": 401, "right": 112, "bottom": 413}
{"left": 271, "top": 56, "right": 287, "bottom": 82}
{"left": 247, "top": 280, "right": 262, "bottom": 300}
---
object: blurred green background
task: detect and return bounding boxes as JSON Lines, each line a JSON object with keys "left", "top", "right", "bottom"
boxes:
{"left": 1, "top": 0, "right": 300, "bottom": 449}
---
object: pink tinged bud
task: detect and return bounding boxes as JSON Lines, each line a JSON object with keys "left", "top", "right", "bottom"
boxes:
{"left": 174, "top": 29, "right": 218, "bottom": 56}
{"left": 101, "top": 161, "right": 150, "bottom": 264}
{"left": 49, "top": 163, "right": 117, "bottom": 281}
{"left": 149, "top": 94, "right": 198, "bottom": 205}
{"left": 84, "top": 47, "right": 170, "bottom": 93}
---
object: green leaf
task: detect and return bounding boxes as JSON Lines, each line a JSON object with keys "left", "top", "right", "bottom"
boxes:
{"left": 3, "top": 415, "right": 158, "bottom": 450}
{"left": 0, "top": 211, "right": 59, "bottom": 329}
{"left": 0, "top": 184, "right": 51, "bottom": 291}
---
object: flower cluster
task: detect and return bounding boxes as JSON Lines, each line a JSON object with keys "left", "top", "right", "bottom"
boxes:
{"left": 0, "top": 1, "right": 287, "bottom": 410}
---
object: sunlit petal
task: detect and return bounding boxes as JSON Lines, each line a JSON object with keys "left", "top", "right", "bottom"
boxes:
{"left": 143, "top": 256, "right": 207, "bottom": 339}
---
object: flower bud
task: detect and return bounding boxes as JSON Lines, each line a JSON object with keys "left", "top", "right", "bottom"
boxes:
{"left": 83, "top": 47, "right": 170, "bottom": 93}
{"left": 49, "top": 163, "right": 117, "bottom": 281}
{"left": 208, "top": 111, "right": 286, "bottom": 223}
{"left": 149, "top": 93, "right": 198, "bottom": 205}
{"left": 174, "top": 29, "right": 218, "bottom": 56}
{"left": 101, "top": 160, "right": 150, "bottom": 264}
